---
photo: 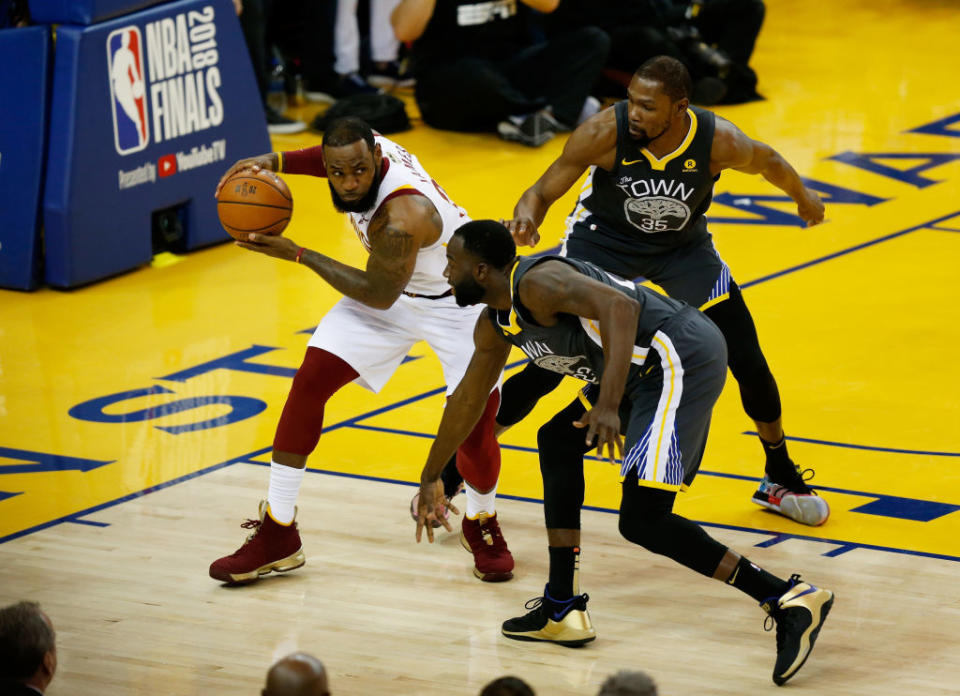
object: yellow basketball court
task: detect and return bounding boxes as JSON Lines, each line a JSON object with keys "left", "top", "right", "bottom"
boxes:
{"left": 2, "top": 1, "right": 959, "bottom": 693}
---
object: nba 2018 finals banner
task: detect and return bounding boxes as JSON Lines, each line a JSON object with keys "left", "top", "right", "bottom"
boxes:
{"left": 43, "top": 0, "right": 269, "bottom": 289}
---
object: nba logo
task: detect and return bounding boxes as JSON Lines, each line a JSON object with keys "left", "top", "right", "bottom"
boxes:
{"left": 107, "top": 27, "right": 150, "bottom": 155}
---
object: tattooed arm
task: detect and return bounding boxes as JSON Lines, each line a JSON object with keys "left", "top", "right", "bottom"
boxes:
{"left": 236, "top": 193, "right": 442, "bottom": 309}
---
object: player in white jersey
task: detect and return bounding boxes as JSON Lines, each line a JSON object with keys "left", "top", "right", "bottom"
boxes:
{"left": 208, "top": 117, "right": 514, "bottom": 585}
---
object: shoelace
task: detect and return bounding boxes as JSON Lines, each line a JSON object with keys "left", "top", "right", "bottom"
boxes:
{"left": 763, "top": 573, "right": 802, "bottom": 635}
{"left": 240, "top": 518, "right": 261, "bottom": 543}
{"left": 771, "top": 467, "right": 817, "bottom": 495}
{"left": 523, "top": 593, "right": 589, "bottom": 614}
{"left": 477, "top": 517, "right": 506, "bottom": 545}
{"left": 524, "top": 596, "right": 545, "bottom": 612}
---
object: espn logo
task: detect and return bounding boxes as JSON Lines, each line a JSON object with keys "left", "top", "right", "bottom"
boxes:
{"left": 107, "top": 26, "right": 150, "bottom": 155}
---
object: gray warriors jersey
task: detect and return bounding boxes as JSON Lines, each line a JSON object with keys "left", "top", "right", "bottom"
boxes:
{"left": 487, "top": 256, "right": 688, "bottom": 391}
{"left": 566, "top": 103, "right": 718, "bottom": 253}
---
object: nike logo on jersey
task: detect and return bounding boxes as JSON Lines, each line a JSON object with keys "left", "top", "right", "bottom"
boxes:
{"left": 621, "top": 158, "right": 644, "bottom": 166}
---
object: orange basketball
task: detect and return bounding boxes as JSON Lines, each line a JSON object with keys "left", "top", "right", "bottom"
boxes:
{"left": 217, "top": 169, "right": 293, "bottom": 239}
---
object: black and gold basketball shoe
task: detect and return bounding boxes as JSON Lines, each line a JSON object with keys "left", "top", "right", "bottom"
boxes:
{"left": 763, "top": 574, "right": 834, "bottom": 685}
{"left": 502, "top": 586, "right": 596, "bottom": 647}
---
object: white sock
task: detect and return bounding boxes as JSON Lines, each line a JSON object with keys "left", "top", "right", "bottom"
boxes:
{"left": 267, "top": 462, "right": 305, "bottom": 525}
{"left": 465, "top": 482, "right": 498, "bottom": 519}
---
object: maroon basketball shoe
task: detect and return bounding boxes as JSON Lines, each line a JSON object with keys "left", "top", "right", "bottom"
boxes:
{"left": 460, "top": 513, "right": 514, "bottom": 582}
{"left": 209, "top": 500, "right": 305, "bottom": 584}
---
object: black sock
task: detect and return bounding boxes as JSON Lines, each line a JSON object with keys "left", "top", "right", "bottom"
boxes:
{"left": 440, "top": 454, "right": 463, "bottom": 498}
{"left": 547, "top": 546, "right": 577, "bottom": 600}
{"left": 760, "top": 435, "right": 794, "bottom": 480}
{"left": 727, "top": 556, "right": 789, "bottom": 603}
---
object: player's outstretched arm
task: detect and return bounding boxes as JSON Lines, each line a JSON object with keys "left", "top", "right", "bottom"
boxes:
{"left": 521, "top": 262, "right": 640, "bottom": 462}
{"left": 272, "top": 194, "right": 432, "bottom": 309}
{"left": 506, "top": 111, "right": 617, "bottom": 247}
{"left": 238, "top": 193, "right": 436, "bottom": 308}
{"left": 712, "top": 117, "right": 825, "bottom": 227}
{"left": 214, "top": 153, "right": 279, "bottom": 197}
{"left": 416, "top": 314, "right": 511, "bottom": 543}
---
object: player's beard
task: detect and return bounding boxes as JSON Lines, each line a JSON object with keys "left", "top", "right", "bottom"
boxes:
{"left": 630, "top": 120, "right": 671, "bottom": 148}
{"left": 452, "top": 276, "right": 486, "bottom": 307}
{"left": 329, "top": 167, "right": 383, "bottom": 214}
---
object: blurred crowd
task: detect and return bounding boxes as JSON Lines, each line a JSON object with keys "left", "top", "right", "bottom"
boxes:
{"left": 231, "top": 0, "right": 765, "bottom": 139}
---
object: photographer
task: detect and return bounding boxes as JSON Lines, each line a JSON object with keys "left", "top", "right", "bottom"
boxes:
{"left": 392, "top": 0, "right": 610, "bottom": 146}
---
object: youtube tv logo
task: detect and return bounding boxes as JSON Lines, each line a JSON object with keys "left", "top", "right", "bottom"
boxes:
{"left": 158, "top": 153, "right": 177, "bottom": 177}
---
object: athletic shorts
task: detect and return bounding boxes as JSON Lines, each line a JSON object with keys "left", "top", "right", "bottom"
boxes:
{"left": 582, "top": 307, "right": 728, "bottom": 492}
{"left": 562, "top": 218, "right": 734, "bottom": 310}
{"left": 309, "top": 293, "right": 487, "bottom": 395}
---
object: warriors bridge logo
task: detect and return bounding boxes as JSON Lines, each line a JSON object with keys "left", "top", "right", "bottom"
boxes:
{"left": 618, "top": 178, "right": 695, "bottom": 233}
{"left": 624, "top": 196, "right": 692, "bottom": 233}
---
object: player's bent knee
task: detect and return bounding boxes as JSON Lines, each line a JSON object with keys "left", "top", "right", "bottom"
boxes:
{"left": 618, "top": 513, "right": 670, "bottom": 554}
{"left": 295, "top": 348, "right": 355, "bottom": 398}
{"left": 496, "top": 365, "right": 562, "bottom": 427}
{"left": 536, "top": 403, "right": 584, "bottom": 451}
{"left": 618, "top": 483, "right": 677, "bottom": 550}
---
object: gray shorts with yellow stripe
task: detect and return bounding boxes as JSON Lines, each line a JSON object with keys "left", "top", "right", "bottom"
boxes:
{"left": 561, "top": 221, "right": 733, "bottom": 311}
{"left": 581, "top": 307, "right": 728, "bottom": 492}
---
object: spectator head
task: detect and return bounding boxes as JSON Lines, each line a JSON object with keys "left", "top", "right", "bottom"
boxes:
{"left": 321, "top": 116, "right": 383, "bottom": 214}
{"left": 480, "top": 675, "right": 536, "bottom": 696}
{"left": 597, "top": 670, "right": 658, "bottom": 696}
{"left": 0, "top": 601, "right": 57, "bottom": 692}
{"left": 627, "top": 56, "right": 693, "bottom": 145}
{"left": 262, "top": 652, "right": 330, "bottom": 696}
{"left": 447, "top": 220, "right": 517, "bottom": 307}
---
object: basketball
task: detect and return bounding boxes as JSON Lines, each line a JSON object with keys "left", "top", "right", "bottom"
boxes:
{"left": 217, "top": 169, "right": 293, "bottom": 239}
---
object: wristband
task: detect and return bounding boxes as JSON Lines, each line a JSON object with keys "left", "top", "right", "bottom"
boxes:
{"left": 296, "top": 247, "right": 306, "bottom": 264}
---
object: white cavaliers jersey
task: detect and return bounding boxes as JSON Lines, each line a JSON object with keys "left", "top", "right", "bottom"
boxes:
{"left": 348, "top": 136, "right": 470, "bottom": 296}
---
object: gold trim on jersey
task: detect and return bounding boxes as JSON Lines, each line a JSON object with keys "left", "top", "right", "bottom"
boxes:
{"left": 496, "top": 260, "right": 524, "bottom": 336}
{"left": 577, "top": 388, "right": 592, "bottom": 411}
{"left": 617, "top": 477, "right": 683, "bottom": 492}
{"left": 699, "top": 291, "right": 731, "bottom": 311}
{"left": 640, "top": 109, "right": 699, "bottom": 172}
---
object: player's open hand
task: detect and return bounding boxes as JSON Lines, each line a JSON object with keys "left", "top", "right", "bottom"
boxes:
{"left": 797, "top": 187, "right": 825, "bottom": 227}
{"left": 500, "top": 217, "right": 541, "bottom": 247}
{"left": 573, "top": 404, "right": 623, "bottom": 464}
{"left": 235, "top": 233, "right": 300, "bottom": 261}
{"left": 215, "top": 155, "right": 276, "bottom": 198}
{"left": 415, "top": 479, "right": 456, "bottom": 543}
